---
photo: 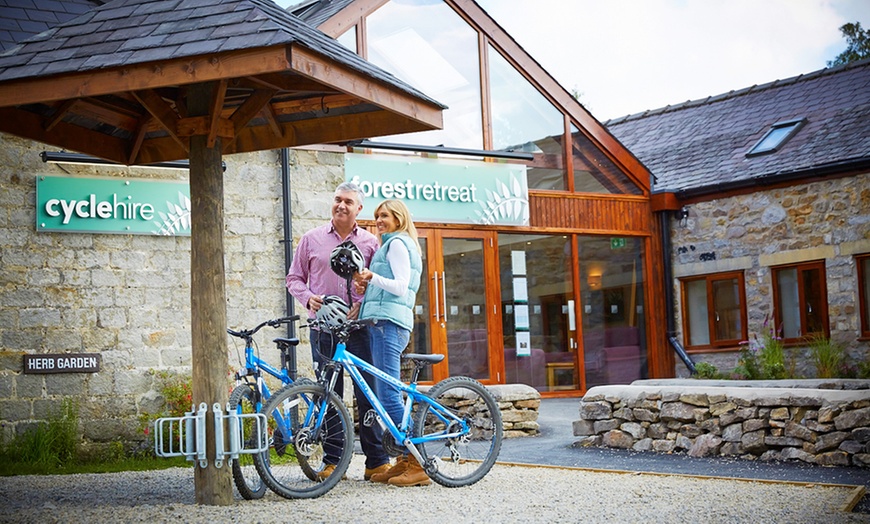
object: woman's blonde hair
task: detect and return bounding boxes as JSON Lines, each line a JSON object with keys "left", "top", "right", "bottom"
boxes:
{"left": 375, "top": 199, "right": 420, "bottom": 251}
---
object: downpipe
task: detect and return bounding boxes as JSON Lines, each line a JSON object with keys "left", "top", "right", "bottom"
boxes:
{"left": 660, "top": 210, "right": 696, "bottom": 374}
{"left": 280, "top": 148, "right": 297, "bottom": 380}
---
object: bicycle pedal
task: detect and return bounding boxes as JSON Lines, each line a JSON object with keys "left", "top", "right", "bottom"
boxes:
{"left": 363, "top": 410, "right": 378, "bottom": 428}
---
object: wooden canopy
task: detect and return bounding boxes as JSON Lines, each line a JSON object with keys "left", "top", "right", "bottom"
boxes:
{"left": 0, "top": 0, "right": 444, "bottom": 165}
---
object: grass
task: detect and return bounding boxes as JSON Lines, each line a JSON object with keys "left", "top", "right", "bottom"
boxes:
{"left": 0, "top": 397, "right": 191, "bottom": 477}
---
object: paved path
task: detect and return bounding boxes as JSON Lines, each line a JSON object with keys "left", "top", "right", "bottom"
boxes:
{"left": 498, "top": 398, "right": 870, "bottom": 513}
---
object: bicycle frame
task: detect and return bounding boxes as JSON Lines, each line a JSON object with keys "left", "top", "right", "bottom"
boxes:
{"left": 318, "top": 332, "right": 471, "bottom": 462}
{"left": 236, "top": 345, "right": 292, "bottom": 409}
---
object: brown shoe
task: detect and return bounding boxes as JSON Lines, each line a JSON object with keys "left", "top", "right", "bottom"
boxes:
{"left": 316, "top": 464, "right": 347, "bottom": 482}
{"left": 369, "top": 456, "right": 408, "bottom": 483}
{"left": 364, "top": 463, "right": 391, "bottom": 481}
{"left": 387, "top": 456, "right": 431, "bottom": 487}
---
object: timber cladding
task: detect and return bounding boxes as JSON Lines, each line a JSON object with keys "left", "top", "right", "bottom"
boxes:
{"left": 529, "top": 193, "right": 651, "bottom": 234}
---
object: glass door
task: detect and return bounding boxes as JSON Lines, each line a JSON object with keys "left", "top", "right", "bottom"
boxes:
{"left": 418, "top": 229, "right": 501, "bottom": 384}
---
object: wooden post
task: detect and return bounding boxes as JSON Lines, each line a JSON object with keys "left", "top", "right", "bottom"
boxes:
{"left": 187, "top": 82, "right": 232, "bottom": 505}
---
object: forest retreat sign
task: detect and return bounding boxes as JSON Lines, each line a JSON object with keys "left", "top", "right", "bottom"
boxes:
{"left": 346, "top": 153, "right": 529, "bottom": 226}
{"left": 36, "top": 175, "right": 191, "bottom": 236}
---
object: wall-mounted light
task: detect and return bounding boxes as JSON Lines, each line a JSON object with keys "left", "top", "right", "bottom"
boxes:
{"left": 41, "top": 151, "right": 226, "bottom": 171}
{"left": 587, "top": 273, "right": 602, "bottom": 289}
{"left": 676, "top": 206, "right": 689, "bottom": 227}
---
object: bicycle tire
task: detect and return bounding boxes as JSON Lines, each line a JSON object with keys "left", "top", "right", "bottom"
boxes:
{"left": 228, "top": 384, "right": 267, "bottom": 500}
{"left": 412, "top": 376, "right": 503, "bottom": 488}
{"left": 254, "top": 381, "right": 353, "bottom": 499}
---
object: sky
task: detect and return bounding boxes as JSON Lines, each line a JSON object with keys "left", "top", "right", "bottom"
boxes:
{"left": 278, "top": 0, "right": 870, "bottom": 121}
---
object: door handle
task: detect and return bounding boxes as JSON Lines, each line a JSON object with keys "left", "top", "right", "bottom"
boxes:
{"left": 433, "top": 272, "right": 441, "bottom": 321}
{"left": 441, "top": 271, "right": 447, "bottom": 321}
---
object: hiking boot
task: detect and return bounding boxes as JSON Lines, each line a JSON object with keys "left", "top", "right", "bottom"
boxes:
{"left": 316, "top": 464, "right": 347, "bottom": 482}
{"left": 364, "top": 463, "right": 391, "bottom": 481}
{"left": 387, "top": 456, "right": 431, "bottom": 487}
{"left": 369, "top": 456, "right": 408, "bottom": 483}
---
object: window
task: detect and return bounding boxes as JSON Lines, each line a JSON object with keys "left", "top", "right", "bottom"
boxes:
{"left": 746, "top": 118, "right": 805, "bottom": 157}
{"left": 680, "top": 272, "right": 747, "bottom": 350}
{"left": 858, "top": 254, "right": 870, "bottom": 339}
{"left": 772, "top": 260, "right": 828, "bottom": 342}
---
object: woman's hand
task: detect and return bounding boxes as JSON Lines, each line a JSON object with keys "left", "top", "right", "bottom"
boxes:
{"left": 352, "top": 269, "right": 372, "bottom": 295}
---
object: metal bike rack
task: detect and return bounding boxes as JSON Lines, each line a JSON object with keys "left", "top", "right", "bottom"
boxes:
{"left": 154, "top": 402, "right": 268, "bottom": 469}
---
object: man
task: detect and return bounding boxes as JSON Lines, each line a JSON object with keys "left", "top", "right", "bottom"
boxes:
{"left": 285, "top": 181, "right": 390, "bottom": 481}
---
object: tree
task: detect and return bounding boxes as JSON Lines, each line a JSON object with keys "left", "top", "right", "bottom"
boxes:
{"left": 827, "top": 22, "right": 870, "bottom": 67}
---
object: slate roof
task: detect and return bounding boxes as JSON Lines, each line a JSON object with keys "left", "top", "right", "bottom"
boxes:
{"left": 0, "top": 0, "right": 98, "bottom": 52}
{"left": 0, "top": 0, "right": 441, "bottom": 108}
{"left": 289, "top": 0, "right": 354, "bottom": 28}
{"left": 606, "top": 59, "right": 870, "bottom": 196}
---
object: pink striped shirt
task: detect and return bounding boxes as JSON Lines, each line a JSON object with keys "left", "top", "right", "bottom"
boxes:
{"left": 285, "top": 221, "right": 379, "bottom": 319}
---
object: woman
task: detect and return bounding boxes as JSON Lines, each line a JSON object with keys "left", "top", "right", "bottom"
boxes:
{"left": 353, "top": 199, "right": 425, "bottom": 487}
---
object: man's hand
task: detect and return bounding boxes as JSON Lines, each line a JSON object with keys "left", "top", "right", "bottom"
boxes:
{"left": 348, "top": 302, "right": 361, "bottom": 320}
{"left": 308, "top": 295, "right": 324, "bottom": 311}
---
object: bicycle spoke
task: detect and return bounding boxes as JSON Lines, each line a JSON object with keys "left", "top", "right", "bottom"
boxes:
{"left": 255, "top": 382, "right": 353, "bottom": 499}
{"left": 413, "top": 377, "right": 503, "bottom": 488}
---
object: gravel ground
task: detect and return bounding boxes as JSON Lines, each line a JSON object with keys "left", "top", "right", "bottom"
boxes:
{"left": 1, "top": 455, "right": 866, "bottom": 524}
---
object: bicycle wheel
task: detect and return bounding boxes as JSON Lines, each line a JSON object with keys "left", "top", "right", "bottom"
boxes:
{"left": 228, "top": 384, "right": 267, "bottom": 500}
{"left": 412, "top": 376, "right": 503, "bottom": 488}
{"left": 254, "top": 381, "right": 353, "bottom": 499}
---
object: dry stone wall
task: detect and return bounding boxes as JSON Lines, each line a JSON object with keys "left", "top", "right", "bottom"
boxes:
{"left": 574, "top": 382, "right": 870, "bottom": 467}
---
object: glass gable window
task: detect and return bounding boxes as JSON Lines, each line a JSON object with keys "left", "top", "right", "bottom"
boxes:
{"left": 488, "top": 45, "right": 566, "bottom": 191}
{"left": 746, "top": 118, "right": 805, "bottom": 157}
{"left": 366, "top": 0, "right": 483, "bottom": 149}
{"left": 680, "top": 272, "right": 747, "bottom": 349}
{"left": 772, "top": 260, "right": 828, "bottom": 341}
{"left": 571, "top": 123, "right": 642, "bottom": 195}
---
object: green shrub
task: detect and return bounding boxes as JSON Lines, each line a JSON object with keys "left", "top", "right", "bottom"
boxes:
{"left": 807, "top": 334, "right": 846, "bottom": 378}
{"left": 692, "top": 362, "right": 721, "bottom": 379}
{"left": 735, "top": 318, "right": 786, "bottom": 380}
{"left": 1, "top": 398, "right": 79, "bottom": 472}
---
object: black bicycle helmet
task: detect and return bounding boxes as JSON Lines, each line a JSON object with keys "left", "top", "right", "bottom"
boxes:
{"left": 315, "top": 295, "right": 350, "bottom": 331}
{"left": 330, "top": 240, "right": 365, "bottom": 279}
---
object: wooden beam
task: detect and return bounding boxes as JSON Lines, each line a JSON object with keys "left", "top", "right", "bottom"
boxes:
{"left": 260, "top": 101, "right": 284, "bottom": 139}
{"left": 0, "top": 46, "right": 293, "bottom": 108}
{"left": 0, "top": 106, "right": 129, "bottom": 164}
{"left": 132, "top": 89, "right": 188, "bottom": 153}
{"left": 177, "top": 116, "right": 234, "bottom": 139}
{"left": 43, "top": 99, "right": 79, "bottom": 132}
{"left": 272, "top": 93, "right": 362, "bottom": 115}
{"left": 230, "top": 89, "right": 276, "bottom": 134}
{"left": 127, "top": 116, "right": 151, "bottom": 165}
{"left": 207, "top": 80, "right": 228, "bottom": 148}
{"left": 287, "top": 44, "right": 443, "bottom": 130}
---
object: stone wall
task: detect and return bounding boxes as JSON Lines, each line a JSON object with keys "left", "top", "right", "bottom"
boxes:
{"left": 0, "top": 131, "right": 345, "bottom": 447}
{"left": 574, "top": 382, "right": 870, "bottom": 467}
{"left": 489, "top": 384, "right": 541, "bottom": 437}
{"left": 670, "top": 173, "right": 870, "bottom": 377}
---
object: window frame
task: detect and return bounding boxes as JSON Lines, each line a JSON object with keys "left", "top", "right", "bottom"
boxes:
{"left": 771, "top": 259, "right": 829, "bottom": 343}
{"left": 858, "top": 254, "right": 870, "bottom": 340}
{"left": 680, "top": 270, "right": 748, "bottom": 352}
{"left": 746, "top": 118, "right": 806, "bottom": 157}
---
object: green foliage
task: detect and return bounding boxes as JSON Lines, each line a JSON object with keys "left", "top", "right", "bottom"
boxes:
{"left": 153, "top": 369, "right": 193, "bottom": 418}
{"left": 692, "top": 362, "right": 721, "bottom": 379}
{"left": 734, "top": 320, "right": 786, "bottom": 380}
{"left": 828, "top": 22, "right": 870, "bottom": 68}
{"left": 808, "top": 334, "right": 845, "bottom": 379}
{"left": 0, "top": 399, "right": 79, "bottom": 473}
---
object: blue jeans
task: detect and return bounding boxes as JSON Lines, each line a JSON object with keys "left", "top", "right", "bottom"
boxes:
{"left": 311, "top": 327, "right": 388, "bottom": 469}
{"left": 368, "top": 320, "right": 410, "bottom": 428}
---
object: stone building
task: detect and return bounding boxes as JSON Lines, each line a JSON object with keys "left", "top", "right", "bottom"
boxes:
{"left": 608, "top": 58, "right": 870, "bottom": 377}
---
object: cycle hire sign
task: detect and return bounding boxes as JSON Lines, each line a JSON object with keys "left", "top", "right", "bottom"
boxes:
{"left": 36, "top": 175, "right": 191, "bottom": 236}
{"left": 345, "top": 153, "right": 529, "bottom": 226}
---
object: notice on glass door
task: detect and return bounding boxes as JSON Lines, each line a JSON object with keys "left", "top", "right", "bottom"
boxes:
{"left": 516, "top": 331, "right": 531, "bottom": 357}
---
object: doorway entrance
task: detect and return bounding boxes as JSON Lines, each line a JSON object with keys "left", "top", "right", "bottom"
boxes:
{"left": 409, "top": 229, "right": 501, "bottom": 384}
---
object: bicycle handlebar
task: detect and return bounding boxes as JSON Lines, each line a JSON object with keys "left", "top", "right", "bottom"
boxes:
{"left": 227, "top": 315, "right": 300, "bottom": 339}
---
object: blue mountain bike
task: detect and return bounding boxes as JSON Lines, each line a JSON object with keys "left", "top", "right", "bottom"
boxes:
{"left": 255, "top": 316, "right": 503, "bottom": 499}
{"left": 227, "top": 315, "right": 320, "bottom": 499}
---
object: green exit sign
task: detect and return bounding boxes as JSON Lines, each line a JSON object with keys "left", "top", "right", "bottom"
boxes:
{"left": 610, "top": 237, "right": 626, "bottom": 249}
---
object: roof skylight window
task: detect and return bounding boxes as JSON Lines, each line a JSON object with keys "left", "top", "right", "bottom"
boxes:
{"left": 746, "top": 118, "right": 806, "bottom": 157}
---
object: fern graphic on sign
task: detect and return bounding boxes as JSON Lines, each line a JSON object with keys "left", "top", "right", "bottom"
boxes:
{"left": 153, "top": 192, "right": 192, "bottom": 236}
{"left": 474, "top": 174, "right": 528, "bottom": 225}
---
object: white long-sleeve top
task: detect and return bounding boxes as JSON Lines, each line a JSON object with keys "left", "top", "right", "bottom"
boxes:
{"left": 368, "top": 238, "right": 411, "bottom": 297}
